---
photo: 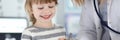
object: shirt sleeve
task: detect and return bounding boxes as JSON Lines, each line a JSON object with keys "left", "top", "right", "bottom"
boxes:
{"left": 21, "top": 29, "right": 32, "bottom": 40}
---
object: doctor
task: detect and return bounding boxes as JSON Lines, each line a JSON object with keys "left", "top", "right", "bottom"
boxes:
{"left": 73, "top": 0, "right": 120, "bottom": 40}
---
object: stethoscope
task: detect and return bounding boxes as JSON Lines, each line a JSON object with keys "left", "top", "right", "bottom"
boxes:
{"left": 93, "top": 0, "right": 120, "bottom": 34}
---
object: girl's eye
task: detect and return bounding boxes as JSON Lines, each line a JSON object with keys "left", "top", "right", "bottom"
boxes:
{"left": 38, "top": 7, "right": 44, "bottom": 10}
{"left": 48, "top": 6, "right": 54, "bottom": 8}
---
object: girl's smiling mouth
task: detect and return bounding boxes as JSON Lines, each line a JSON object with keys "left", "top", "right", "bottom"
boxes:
{"left": 39, "top": 14, "right": 52, "bottom": 20}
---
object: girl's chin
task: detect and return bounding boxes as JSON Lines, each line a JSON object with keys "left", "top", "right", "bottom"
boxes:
{"left": 38, "top": 19, "right": 51, "bottom": 22}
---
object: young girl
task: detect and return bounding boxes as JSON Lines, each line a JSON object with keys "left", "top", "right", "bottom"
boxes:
{"left": 21, "top": 0, "right": 66, "bottom": 40}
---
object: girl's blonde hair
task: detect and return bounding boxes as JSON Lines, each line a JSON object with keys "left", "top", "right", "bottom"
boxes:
{"left": 25, "top": 0, "right": 58, "bottom": 24}
{"left": 74, "top": 0, "right": 103, "bottom": 6}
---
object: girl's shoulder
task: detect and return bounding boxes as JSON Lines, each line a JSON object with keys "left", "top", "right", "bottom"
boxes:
{"left": 24, "top": 26, "right": 36, "bottom": 30}
{"left": 23, "top": 26, "right": 37, "bottom": 33}
{"left": 54, "top": 24, "right": 65, "bottom": 29}
{"left": 22, "top": 26, "right": 35, "bottom": 36}
{"left": 54, "top": 24, "right": 66, "bottom": 32}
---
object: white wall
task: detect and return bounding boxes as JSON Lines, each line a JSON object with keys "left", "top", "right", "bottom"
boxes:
{"left": 0, "top": 0, "right": 26, "bottom": 17}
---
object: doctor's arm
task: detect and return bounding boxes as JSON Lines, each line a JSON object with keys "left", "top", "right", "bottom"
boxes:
{"left": 76, "top": 5, "right": 97, "bottom": 40}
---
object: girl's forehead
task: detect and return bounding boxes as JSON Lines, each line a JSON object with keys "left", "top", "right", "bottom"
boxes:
{"left": 31, "top": 0, "right": 57, "bottom": 4}
{"left": 32, "top": 2, "right": 56, "bottom": 6}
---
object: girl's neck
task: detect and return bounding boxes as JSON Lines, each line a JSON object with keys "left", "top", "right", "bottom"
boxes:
{"left": 34, "top": 20, "right": 53, "bottom": 28}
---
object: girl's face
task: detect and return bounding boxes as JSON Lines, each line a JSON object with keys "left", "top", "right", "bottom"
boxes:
{"left": 32, "top": 2, "right": 56, "bottom": 22}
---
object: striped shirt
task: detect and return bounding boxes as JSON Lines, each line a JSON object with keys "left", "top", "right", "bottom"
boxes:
{"left": 21, "top": 25, "right": 66, "bottom": 40}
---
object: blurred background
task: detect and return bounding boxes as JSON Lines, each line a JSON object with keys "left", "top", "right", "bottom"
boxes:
{"left": 0, "top": 0, "right": 82, "bottom": 40}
